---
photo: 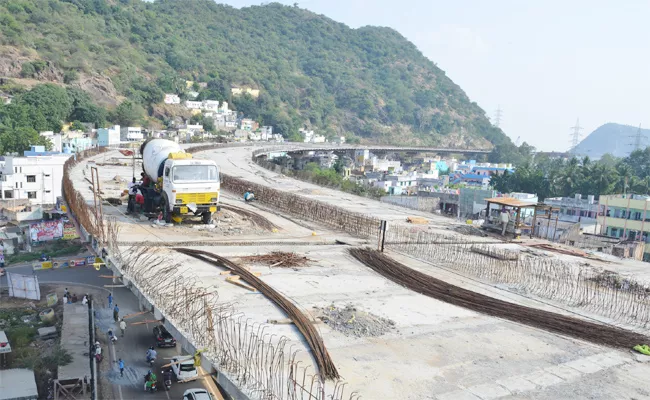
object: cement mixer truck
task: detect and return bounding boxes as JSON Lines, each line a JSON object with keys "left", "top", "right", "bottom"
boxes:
{"left": 135, "top": 139, "right": 219, "bottom": 224}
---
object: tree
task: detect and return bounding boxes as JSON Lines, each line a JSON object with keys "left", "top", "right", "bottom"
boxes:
{"left": 63, "top": 70, "right": 79, "bottom": 84}
{"left": 70, "top": 120, "right": 85, "bottom": 131}
{"left": 111, "top": 101, "right": 145, "bottom": 126}
{"left": 17, "top": 84, "right": 72, "bottom": 132}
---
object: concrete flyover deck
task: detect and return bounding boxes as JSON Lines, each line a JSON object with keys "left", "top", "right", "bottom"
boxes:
{"left": 67, "top": 144, "right": 650, "bottom": 400}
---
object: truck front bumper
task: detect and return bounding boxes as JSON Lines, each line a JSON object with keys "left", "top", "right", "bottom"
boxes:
{"left": 173, "top": 205, "right": 220, "bottom": 215}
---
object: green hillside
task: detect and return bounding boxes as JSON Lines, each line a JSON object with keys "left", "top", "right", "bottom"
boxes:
{"left": 0, "top": 0, "right": 510, "bottom": 147}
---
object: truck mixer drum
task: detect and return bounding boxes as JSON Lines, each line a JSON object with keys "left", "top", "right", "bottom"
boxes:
{"left": 139, "top": 139, "right": 220, "bottom": 224}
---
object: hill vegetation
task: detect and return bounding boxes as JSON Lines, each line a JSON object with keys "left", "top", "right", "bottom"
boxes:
{"left": 0, "top": 0, "right": 511, "bottom": 148}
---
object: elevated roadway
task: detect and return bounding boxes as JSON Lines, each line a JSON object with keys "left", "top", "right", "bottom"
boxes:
{"left": 66, "top": 145, "right": 650, "bottom": 400}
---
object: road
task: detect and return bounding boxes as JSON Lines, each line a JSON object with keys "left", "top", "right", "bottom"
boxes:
{"left": 1, "top": 261, "right": 224, "bottom": 400}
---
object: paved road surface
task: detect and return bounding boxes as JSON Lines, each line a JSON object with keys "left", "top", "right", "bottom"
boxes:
{"left": 1, "top": 263, "right": 223, "bottom": 400}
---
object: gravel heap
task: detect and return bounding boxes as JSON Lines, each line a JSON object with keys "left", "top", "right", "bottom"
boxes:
{"left": 316, "top": 304, "right": 395, "bottom": 337}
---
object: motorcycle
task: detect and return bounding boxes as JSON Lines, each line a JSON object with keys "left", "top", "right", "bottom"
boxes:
{"left": 163, "top": 370, "right": 172, "bottom": 391}
{"left": 146, "top": 353, "right": 156, "bottom": 367}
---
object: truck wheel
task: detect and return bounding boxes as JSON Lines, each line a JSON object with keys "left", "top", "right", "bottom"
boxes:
{"left": 201, "top": 212, "right": 212, "bottom": 225}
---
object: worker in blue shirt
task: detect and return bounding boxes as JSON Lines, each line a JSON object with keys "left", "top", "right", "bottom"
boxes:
{"left": 118, "top": 359, "right": 124, "bottom": 377}
{"left": 244, "top": 188, "right": 255, "bottom": 202}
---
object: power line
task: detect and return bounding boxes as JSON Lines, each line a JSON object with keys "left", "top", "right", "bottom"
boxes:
{"left": 569, "top": 118, "right": 583, "bottom": 152}
{"left": 493, "top": 106, "right": 503, "bottom": 128}
{"left": 628, "top": 123, "right": 645, "bottom": 152}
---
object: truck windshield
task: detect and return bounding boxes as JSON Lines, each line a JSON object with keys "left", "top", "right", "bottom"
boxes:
{"left": 172, "top": 165, "right": 218, "bottom": 182}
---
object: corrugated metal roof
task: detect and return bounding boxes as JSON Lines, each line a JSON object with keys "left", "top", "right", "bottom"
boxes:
{"left": 485, "top": 197, "right": 538, "bottom": 208}
{"left": 0, "top": 369, "right": 38, "bottom": 400}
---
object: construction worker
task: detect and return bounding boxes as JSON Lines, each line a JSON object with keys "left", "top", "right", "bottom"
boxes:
{"left": 500, "top": 207, "right": 509, "bottom": 236}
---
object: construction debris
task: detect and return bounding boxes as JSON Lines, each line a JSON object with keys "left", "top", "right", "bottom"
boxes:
{"left": 240, "top": 252, "right": 311, "bottom": 268}
{"left": 226, "top": 276, "right": 257, "bottom": 291}
{"left": 527, "top": 243, "right": 606, "bottom": 261}
{"left": 315, "top": 304, "right": 395, "bottom": 338}
{"left": 452, "top": 224, "right": 488, "bottom": 237}
{"left": 407, "top": 216, "right": 428, "bottom": 224}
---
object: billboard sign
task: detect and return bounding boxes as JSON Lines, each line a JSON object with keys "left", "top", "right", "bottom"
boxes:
{"left": 6, "top": 272, "right": 41, "bottom": 300}
{"left": 63, "top": 222, "right": 78, "bottom": 240}
{"left": 30, "top": 220, "right": 64, "bottom": 242}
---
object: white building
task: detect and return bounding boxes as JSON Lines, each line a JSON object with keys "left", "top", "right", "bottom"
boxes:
{"left": 370, "top": 157, "right": 402, "bottom": 173}
{"left": 272, "top": 134, "right": 285, "bottom": 142}
{"left": 203, "top": 100, "right": 220, "bottom": 112}
{"left": 39, "top": 131, "right": 63, "bottom": 152}
{"left": 0, "top": 146, "right": 72, "bottom": 205}
{"left": 185, "top": 101, "right": 202, "bottom": 110}
{"left": 164, "top": 94, "right": 180, "bottom": 104}
{"left": 300, "top": 129, "right": 314, "bottom": 142}
{"left": 260, "top": 126, "right": 273, "bottom": 140}
{"left": 97, "top": 125, "right": 121, "bottom": 147}
{"left": 120, "top": 126, "right": 143, "bottom": 141}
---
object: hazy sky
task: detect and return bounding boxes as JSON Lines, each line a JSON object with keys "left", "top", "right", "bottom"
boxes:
{"left": 221, "top": 0, "right": 650, "bottom": 151}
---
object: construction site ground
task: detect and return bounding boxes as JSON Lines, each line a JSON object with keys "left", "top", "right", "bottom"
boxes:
{"left": 71, "top": 147, "right": 650, "bottom": 400}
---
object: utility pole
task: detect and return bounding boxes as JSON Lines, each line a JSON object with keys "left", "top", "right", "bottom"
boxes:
{"left": 493, "top": 106, "right": 503, "bottom": 128}
{"left": 628, "top": 123, "right": 644, "bottom": 152}
{"left": 569, "top": 118, "right": 583, "bottom": 153}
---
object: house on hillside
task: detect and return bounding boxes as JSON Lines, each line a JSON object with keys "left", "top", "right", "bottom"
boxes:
{"left": 231, "top": 87, "right": 260, "bottom": 98}
{"left": 164, "top": 94, "right": 180, "bottom": 104}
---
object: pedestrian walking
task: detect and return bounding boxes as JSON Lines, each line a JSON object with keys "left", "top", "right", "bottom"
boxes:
{"left": 119, "top": 318, "right": 126, "bottom": 337}
{"left": 107, "top": 293, "right": 113, "bottom": 309}
{"left": 62, "top": 294, "right": 68, "bottom": 305}
{"left": 64, "top": 288, "right": 69, "bottom": 297}
{"left": 118, "top": 358, "right": 124, "bottom": 377}
{"left": 82, "top": 295, "right": 88, "bottom": 305}
{"left": 113, "top": 304, "right": 119, "bottom": 322}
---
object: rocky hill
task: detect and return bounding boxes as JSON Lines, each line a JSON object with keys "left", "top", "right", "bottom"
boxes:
{"left": 573, "top": 123, "right": 650, "bottom": 158}
{"left": 0, "top": 0, "right": 510, "bottom": 147}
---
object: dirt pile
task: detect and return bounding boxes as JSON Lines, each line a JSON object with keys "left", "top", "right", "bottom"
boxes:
{"left": 315, "top": 304, "right": 395, "bottom": 337}
{"left": 452, "top": 224, "right": 488, "bottom": 237}
{"left": 240, "top": 252, "right": 310, "bottom": 268}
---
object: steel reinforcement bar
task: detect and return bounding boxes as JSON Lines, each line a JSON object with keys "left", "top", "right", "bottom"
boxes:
{"left": 175, "top": 247, "right": 340, "bottom": 380}
{"left": 349, "top": 248, "right": 649, "bottom": 349}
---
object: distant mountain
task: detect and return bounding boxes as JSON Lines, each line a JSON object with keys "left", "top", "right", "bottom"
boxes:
{"left": 573, "top": 123, "right": 650, "bottom": 159}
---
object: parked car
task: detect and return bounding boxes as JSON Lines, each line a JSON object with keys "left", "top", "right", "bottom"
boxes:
{"left": 183, "top": 388, "right": 213, "bottom": 400}
{"left": 153, "top": 324, "right": 176, "bottom": 348}
{"left": 171, "top": 357, "right": 198, "bottom": 382}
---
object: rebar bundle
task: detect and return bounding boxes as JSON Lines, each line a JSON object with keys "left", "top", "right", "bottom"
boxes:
{"left": 175, "top": 248, "right": 339, "bottom": 380}
{"left": 349, "top": 248, "right": 649, "bottom": 349}
{"left": 220, "top": 204, "right": 279, "bottom": 231}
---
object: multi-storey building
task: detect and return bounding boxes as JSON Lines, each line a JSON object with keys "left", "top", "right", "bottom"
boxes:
{"left": 0, "top": 146, "right": 72, "bottom": 205}
{"left": 598, "top": 194, "right": 650, "bottom": 243}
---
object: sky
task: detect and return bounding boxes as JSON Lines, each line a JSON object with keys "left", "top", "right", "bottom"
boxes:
{"left": 220, "top": 0, "right": 650, "bottom": 151}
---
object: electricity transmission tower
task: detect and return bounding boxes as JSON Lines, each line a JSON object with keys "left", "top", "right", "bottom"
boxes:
{"left": 569, "top": 118, "right": 583, "bottom": 153}
{"left": 493, "top": 106, "right": 503, "bottom": 128}
{"left": 629, "top": 124, "right": 645, "bottom": 152}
